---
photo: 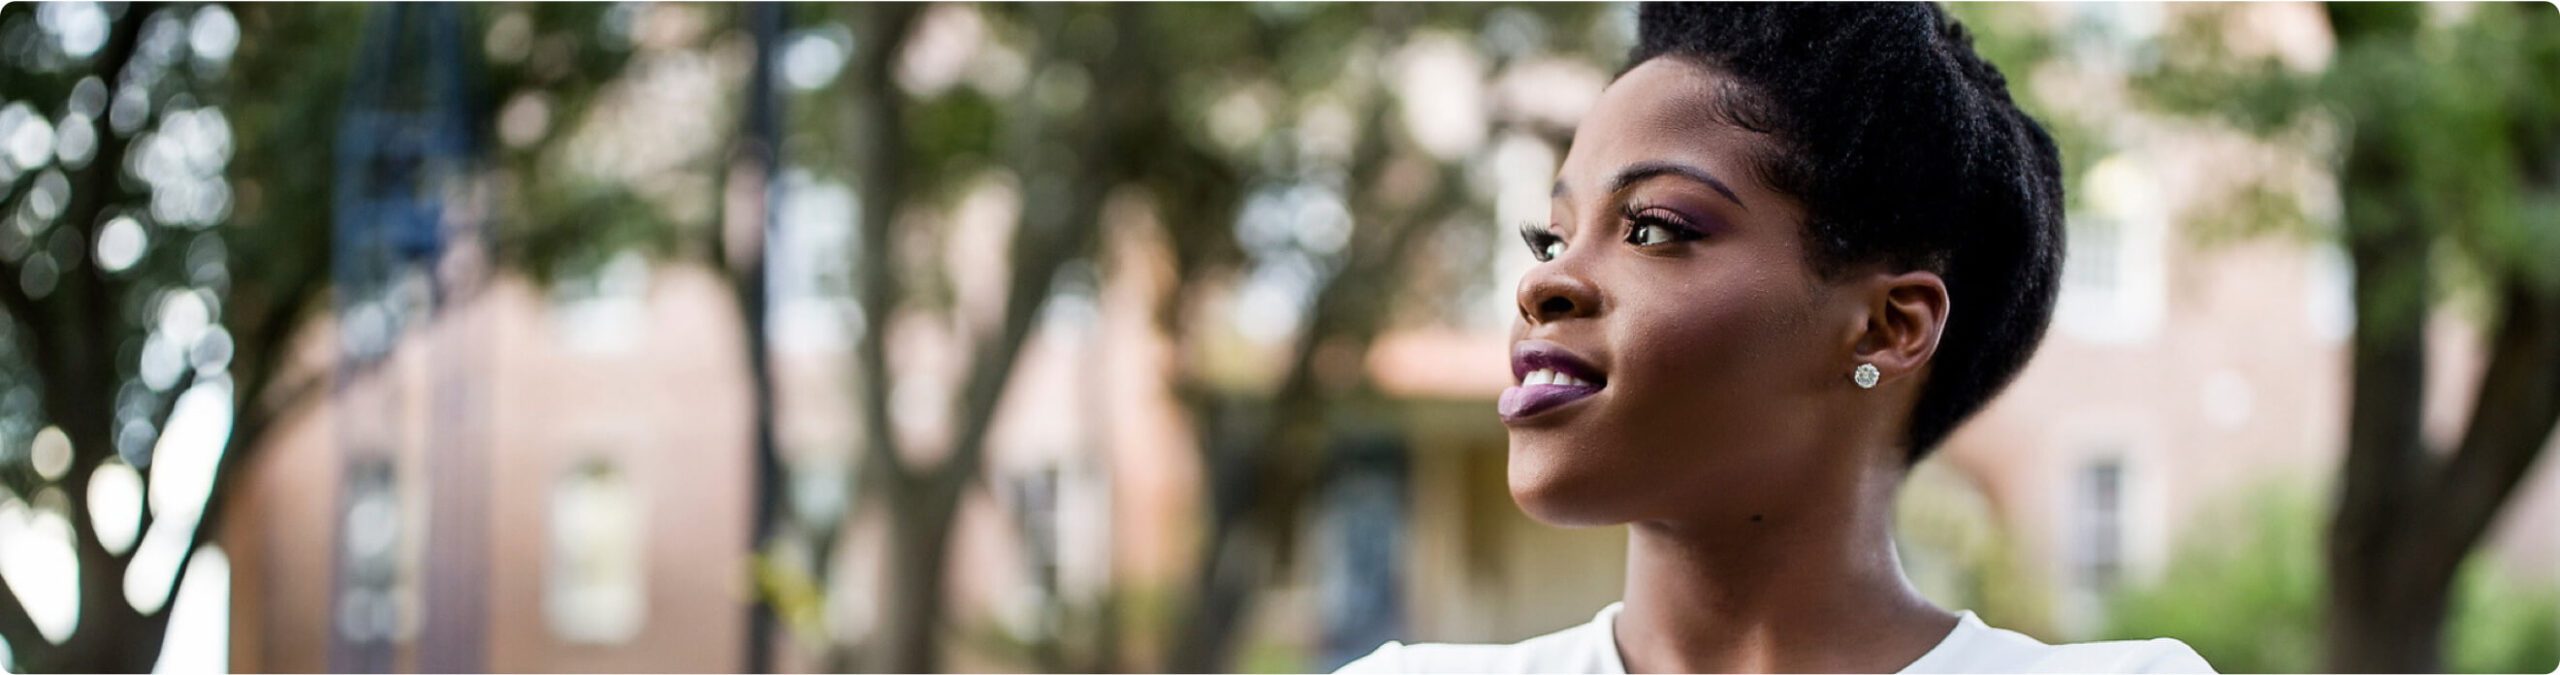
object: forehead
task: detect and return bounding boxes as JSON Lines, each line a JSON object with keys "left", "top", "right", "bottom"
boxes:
{"left": 1558, "top": 58, "right": 1781, "bottom": 201}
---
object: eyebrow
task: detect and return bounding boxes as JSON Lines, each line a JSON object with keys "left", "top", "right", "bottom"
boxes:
{"left": 1551, "top": 160, "right": 1748, "bottom": 211}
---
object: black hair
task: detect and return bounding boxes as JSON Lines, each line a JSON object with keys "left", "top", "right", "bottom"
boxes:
{"left": 1627, "top": 2, "right": 2067, "bottom": 463}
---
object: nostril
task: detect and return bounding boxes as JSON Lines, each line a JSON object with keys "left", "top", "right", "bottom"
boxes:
{"left": 1539, "top": 296, "right": 1575, "bottom": 318}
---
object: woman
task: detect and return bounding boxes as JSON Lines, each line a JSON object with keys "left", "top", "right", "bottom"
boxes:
{"left": 1338, "top": 3, "right": 2212, "bottom": 673}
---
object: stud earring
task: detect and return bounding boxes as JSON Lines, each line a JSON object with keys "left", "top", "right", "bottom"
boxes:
{"left": 1853, "top": 363, "right": 1880, "bottom": 389}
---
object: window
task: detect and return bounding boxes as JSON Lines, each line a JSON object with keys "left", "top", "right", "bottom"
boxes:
{"left": 2073, "top": 458, "right": 2126, "bottom": 593}
{"left": 2056, "top": 155, "right": 2166, "bottom": 344}
{"left": 770, "top": 170, "right": 860, "bottom": 352}
{"left": 546, "top": 458, "right": 645, "bottom": 644}
{"left": 2065, "top": 214, "right": 2121, "bottom": 299}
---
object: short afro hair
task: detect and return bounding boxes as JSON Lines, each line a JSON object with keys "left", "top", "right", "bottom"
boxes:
{"left": 1627, "top": 2, "right": 2067, "bottom": 463}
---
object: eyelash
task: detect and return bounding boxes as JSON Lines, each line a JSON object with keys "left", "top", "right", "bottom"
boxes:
{"left": 1519, "top": 221, "right": 1564, "bottom": 262}
{"left": 1519, "top": 202, "right": 1707, "bottom": 262}
{"left": 1620, "top": 201, "right": 1706, "bottom": 248}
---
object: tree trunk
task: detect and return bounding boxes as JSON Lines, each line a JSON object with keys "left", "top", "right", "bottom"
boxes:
{"left": 2325, "top": 134, "right": 2437, "bottom": 671}
{"left": 874, "top": 480, "right": 963, "bottom": 673}
{"left": 0, "top": 6, "right": 175, "bottom": 672}
{"left": 2326, "top": 576, "right": 2451, "bottom": 673}
{"left": 850, "top": 6, "right": 1123, "bottom": 671}
{"left": 1170, "top": 499, "right": 1275, "bottom": 673}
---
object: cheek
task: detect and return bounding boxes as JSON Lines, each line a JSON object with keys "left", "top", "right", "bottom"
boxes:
{"left": 1616, "top": 269, "right": 1815, "bottom": 403}
{"left": 1602, "top": 264, "right": 1834, "bottom": 478}
{"left": 1507, "top": 269, "right": 1828, "bottom": 525}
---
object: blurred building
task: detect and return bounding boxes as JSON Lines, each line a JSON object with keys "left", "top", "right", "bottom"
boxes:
{"left": 221, "top": 193, "right": 1206, "bottom": 672}
{"left": 226, "top": 263, "right": 759, "bottom": 672}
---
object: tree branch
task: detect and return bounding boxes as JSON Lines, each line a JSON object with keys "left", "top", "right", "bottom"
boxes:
{"left": 55, "top": 0, "right": 152, "bottom": 432}
{"left": 2412, "top": 285, "right": 2560, "bottom": 581}
{"left": 850, "top": 3, "right": 923, "bottom": 489}
{"left": 935, "top": 4, "right": 1128, "bottom": 496}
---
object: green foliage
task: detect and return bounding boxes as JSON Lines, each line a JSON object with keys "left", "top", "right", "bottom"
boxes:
{"left": 2132, "top": 4, "right": 2560, "bottom": 303}
{"left": 472, "top": 3, "right": 729, "bottom": 284}
{"left": 506, "top": 181, "right": 679, "bottom": 286}
{"left": 224, "top": 3, "right": 367, "bottom": 285}
{"left": 2447, "top": 559, "right": 2560, "bottom": 674}
{"left": 2129, "top": 9, "right": 2324, "bottom": 138}
{"left": 2103, "top": 481, "right": 2560, "bottom": 674}
{"left": 2335, "top": 4, "right": 2560, "bottom": 296}
{"left": 2102, "top": 482, "right": 2327, "bottom": 673}
{"left": 902, "top": 89, "right": 1005, "bottom": 197}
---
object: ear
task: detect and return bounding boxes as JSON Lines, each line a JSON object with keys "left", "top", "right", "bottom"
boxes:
{"left": 1850, "top": 270, "right": 1949, "bottom": 388}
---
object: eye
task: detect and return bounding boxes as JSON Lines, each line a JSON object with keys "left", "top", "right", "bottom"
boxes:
{"left": 1519, "top": 222, "right": 1564, "bottom": 262}
{"left": 1629, "top": 222, "right": 1680, "bottom": 246}
{"left": 1620, "top": 204, "right": 1704, "bottom": 248}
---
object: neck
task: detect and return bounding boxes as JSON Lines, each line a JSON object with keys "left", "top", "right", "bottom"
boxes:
{"left": 1611, "top": 459, "right": 1956, "bottom": 673}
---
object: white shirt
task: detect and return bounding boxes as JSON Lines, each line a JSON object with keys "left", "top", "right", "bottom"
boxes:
{"left": 1334, "top": 603, "right": 2217, "bottom": 674}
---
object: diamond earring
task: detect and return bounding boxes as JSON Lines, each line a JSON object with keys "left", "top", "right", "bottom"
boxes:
{"left": 1853, "top": 363, "right": 1880, "bottom": 389}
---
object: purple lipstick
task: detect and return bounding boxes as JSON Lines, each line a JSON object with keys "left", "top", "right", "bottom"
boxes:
{"left": 1500, "top": 340, "right": 1608, "bottom": 422}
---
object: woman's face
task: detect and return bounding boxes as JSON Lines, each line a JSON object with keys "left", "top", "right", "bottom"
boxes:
{"left": 1504, "top": 57, "right": 1871, "bottom": 527}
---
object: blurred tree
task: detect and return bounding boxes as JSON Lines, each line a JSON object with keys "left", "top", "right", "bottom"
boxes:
{"left": 740, "top": 5, "right": 919, "bottom": 672}
{"left": 2130, "top": 3, "right": 2560, "bottom": 671}
{"left": 0, "top": 2, "right": 739, "bottom": 670}
{"left": 852, "top": 4, "right": 1131, "bottom": 670}
{"left": 741, "top": 4, "right": 1145, "bottom": 671}
{"left": 750, "top": 6, "right": 1628, "bottom": 672}
{"left": 1136, "top": 5, "right": 1625, "bottom": 671}
{"left": 0, "top": 2, "right": 360, "bottom": 671}
{"left": 1152, "top": 6, "right": 1472, "bottom": 669}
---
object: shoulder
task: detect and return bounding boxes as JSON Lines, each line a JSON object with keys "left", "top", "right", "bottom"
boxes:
{"left": 1332, "top": 605, "right": 1624, "bottom": 674}
{"left": 1909, "top": 612, "right": 2215, "bottom": 674}
{"left": 2027, "top": 638, "right": 2217, "bottom": 674}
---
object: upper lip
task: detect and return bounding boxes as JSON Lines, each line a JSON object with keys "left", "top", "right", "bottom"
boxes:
{"left": 1511, "top": 340, "right": 1609, "bottom": 386}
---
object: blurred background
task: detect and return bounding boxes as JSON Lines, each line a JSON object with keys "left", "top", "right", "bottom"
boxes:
{"left": 0, "top": 1, "right": 2555, "bottom": 673}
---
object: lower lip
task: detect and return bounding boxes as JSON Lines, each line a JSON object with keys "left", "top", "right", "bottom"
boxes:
{"left": 1498, "top": 383, "right": 1603, "bottom": 422}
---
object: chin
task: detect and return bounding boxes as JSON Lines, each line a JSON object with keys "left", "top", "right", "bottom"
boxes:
{"left": 1505, "top": 434, "right": 1640, "bottom": 527}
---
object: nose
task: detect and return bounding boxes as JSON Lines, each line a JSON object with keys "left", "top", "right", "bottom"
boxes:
{"left": 1516, "top": 257, "right": 1601, "bottom": 325}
